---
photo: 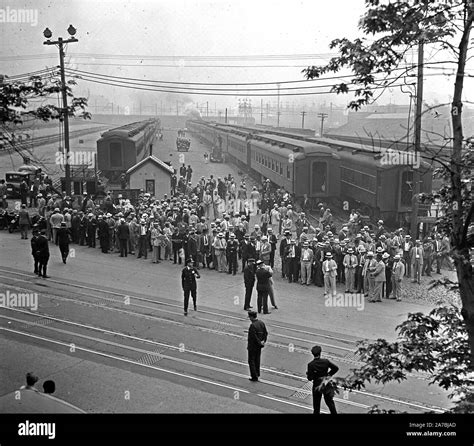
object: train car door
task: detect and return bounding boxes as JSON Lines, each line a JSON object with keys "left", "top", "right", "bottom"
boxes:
{"left": 246, "top": 141, "right": 252, "bottom": 168}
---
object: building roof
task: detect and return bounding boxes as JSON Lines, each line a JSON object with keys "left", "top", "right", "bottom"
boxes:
{"left": 126, "top": 155, "right": 174, "bottom": 176}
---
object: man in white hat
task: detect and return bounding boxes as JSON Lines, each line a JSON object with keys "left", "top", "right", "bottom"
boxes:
{"left": 410, "top": 239, "right": 424, "bottom": 284}
{"left": 391, "top": 254, "right": 405, "bottom": 301}
{"left": 300, "top": 241, "right": 314, "bottom": 286}
{"left": 370, "top": 252, "right": 386, "bottom": 302}
{"left": 213, "top": 232, "right": 227, "bottom": 272}
{"left": 322, "top": 252, "right": 337, "bottom": 297}
{"left": 363, "top": 251, "right": 377, "bottom": 299}
{"left": 259, "top": 235, "right": 272, "bottom": 266}
{"left": 343, "top": 247, "right": 357, "bottom": 293}
{"left": 226, "top": 232, "right": 239, "bottom": 275}
{"left": 50, "top": 208, "right": 64, "bottom": 245}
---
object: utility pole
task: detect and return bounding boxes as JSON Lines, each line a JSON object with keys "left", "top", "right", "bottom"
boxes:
{"left": 301, "top": 110, "right": 306, "bottom": 129}
{"left": 410, "top": 40, "right": 424, "bottom": 239}
{"left": 276, "top": 83, "right": 281, "bottom": 127}
{"left": 260, "top": 99, "right": 263, "bottom": 124}
{"left": 206, "top": 101, "right": 209, "bottom": 118}
{"left": 43, "top": 25, "right": 78, "bottom": 197}
{"left": 317, "top": 112, "right": 328, "bottom": 136}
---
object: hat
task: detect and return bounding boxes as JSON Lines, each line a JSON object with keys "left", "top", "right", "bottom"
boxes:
{"left": 261, "top": 235, "right": 268, "bottom": 240}
{"left": 303, "top": 241, "right": 309, "bottom": 246}
{"left": 244, "top": 234, "right": 250, "bottom": 238}
{"left": 394, "top": 254, "right": 401, "bottom": 260}
{"left": 327, "top": 231, "right": 333, "bottom": 236}
{"left": 37, "top": 193, "right": 43, "bottom": 197}
{"left": 248, "top": 258, "right": 255, "bottom": 262}
{"left": 256, "top": 260, "right": 263, "bottom": 265}
{"left": 230, "top": 233, "right": 236, "bottom": 238}
{"left": 325, "top": 252, "right": 332, "bottom": 257}
{"left": 218, "top": 232, "right": 224, "bottom": 237}
{"left": 416, "top": 239, "right": 421, "bottom": 243}
{"left": 248, "top": 310, "right": 258, "bottom": 318}
{"left": 359, "top": 246, "right": 366, "bottom": 252}
{"left": 290, "top": 239, "right": 295, "bottom": 244}
{"left": 267, "top": 227, "right": 273, "bottom": 231}
{"left": 382, "top": 252, "right": 390, "bottom": 259}
{"left": 367, "top": 251, "right": 374, "bottom": 257}
{"left": 54, "top": 208, "right": 60, "bottom": 212}
{"left": 88, "top": 213, "right": 93, "bottom": 217}
{"left": 376, "top": 247, "right": 383, "bottom": 253}
{"left": 342, "top": 226, "right": 348, "bottom": 231}
{"left": 311, "top": 345, "right": 322, "bottom": 356}
{"left": 186, "top": 258, "right": 193, "bottom": 264}
{"left": 405, "top": 235, "right": 411, "bottom": 238}
{"left": 378, "top": 220, "right": 384, "bottom": 224}
{"left": 347, "top": 247, "right": 353, "bottom": 253}
{"left": 284, "top": 230, "right": 291, "bottom": 235}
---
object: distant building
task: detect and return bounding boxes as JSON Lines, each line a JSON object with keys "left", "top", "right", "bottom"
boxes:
{"left": 126, "top": 155, "right": 173, "bottom": 197}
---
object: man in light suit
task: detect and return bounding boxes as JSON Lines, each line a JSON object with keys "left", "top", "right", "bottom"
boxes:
{"left": 391, "top": 254, "right": 405, "bottom": 301}
{"left": 300, "top": 241, "right": 314, "bottom": 286}
{"left": 410, "top": 239, "right": 424, "bottom": 284}
{"left": 322, "top": 252, "right": 337, "bottom": 296}
{"left": 371, "top": 253, "right": 386, "bottom": 302}
{"left": 343, "top": 247, "right": 358, "bottom": 293}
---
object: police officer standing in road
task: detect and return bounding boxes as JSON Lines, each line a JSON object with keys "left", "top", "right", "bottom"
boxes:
{"left": 181, "top": 259, "right": 201, "bottom": 316}
{"left": 307, "top": 345, "right": 339, "bottom": 414}
{"left": 247, "top": 310, "right": 268, "bottom": 382}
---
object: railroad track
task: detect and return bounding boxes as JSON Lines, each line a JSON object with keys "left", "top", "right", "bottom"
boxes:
{"left": 0, "top": 266, "right": 447, "bottom": 414}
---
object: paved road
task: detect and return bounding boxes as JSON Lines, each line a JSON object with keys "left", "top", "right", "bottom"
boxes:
{"left": 0, "top": 229, "right": 452, "bottom": 414}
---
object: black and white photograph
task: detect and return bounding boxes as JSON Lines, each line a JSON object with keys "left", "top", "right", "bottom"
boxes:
{"left": 0, "top": 0, "right": 473, "bottom": 441}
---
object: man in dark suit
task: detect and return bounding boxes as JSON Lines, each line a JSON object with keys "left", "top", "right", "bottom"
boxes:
{"left": 117, "top": 218, "right": 130, "bottom": 257}
{"left": 243, "top": 258, "right": 256, "bottom": 311}
{"left": 181, "top": 259, "right": 201, "bottom": 316}
{"left": 255, "top": 260, "right": 272, "bottom": 314}
{"left": 307, "top": 345, "right": 339, "bottom": 414}
{"left": 30, "top": 227, "right": 40, "bottom": 274}
{"left": 36, "top": 230, "right": 50, "bottom": 278}
{"left": 279, "top": 229, "right": 291, "bottom": 278}
{"left": 247, "top": 311, "right": 268, "bottom": 382}
{"left": 57, "top": 222, "right": 70, "bottom": 264}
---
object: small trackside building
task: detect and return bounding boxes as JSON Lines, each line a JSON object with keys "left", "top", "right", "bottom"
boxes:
{"left": 126, "top": 155, "right": 174, "bottom": 197}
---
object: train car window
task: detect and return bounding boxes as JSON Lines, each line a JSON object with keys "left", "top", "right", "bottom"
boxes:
{"left": 272, "top": 160, "right": 275, "bottom": 171}
{"left": 280, "top": 163, "right": 283, "bottom": 175}
{"left": 287, "top": 165, "right": 291, "bottom": 180}
{"left": 109, "top": 142, "right": 123, "bottom": 167}
{"left": 312, "top": 161, "right": 327, "bottom": 193}
{"left": 400, "top": 170, "right": 414, "bottom": 206}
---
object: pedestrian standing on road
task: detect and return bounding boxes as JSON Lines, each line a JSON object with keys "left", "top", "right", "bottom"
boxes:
{"left": 19, "top": 204, "right": 31, "bottom": 239}
{"left": 181, "top": 259, "right": 201, "bottom": 316}
{"left": 36, "top": 230, "right": 50, "bottom": 278}
{"left": 243, "top": 258, "right": 256, "bottom": 311}
{"left": 306, "top": 345, "right": 339, "bottom": 415}
{"left": 322, "top": 252, "right": 337, "bottom": 297}
{"left": 31, "top": 227, "right": 40, "bottom": 274}
{"left": 391, "top": 254, "right": 405, "bottom": 301}
{"left": 247, "top": 310, "right": 268, "bottom": 382}
{"left": 255, "top": 260, "right": 272, "bottom": 314}
{"left": 57, "top": 222, "right": 70, "bottom": 264}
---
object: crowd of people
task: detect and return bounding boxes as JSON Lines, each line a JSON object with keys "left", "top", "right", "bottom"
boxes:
{"left": 4, "top": 164, "right": 455, "bottom": 306}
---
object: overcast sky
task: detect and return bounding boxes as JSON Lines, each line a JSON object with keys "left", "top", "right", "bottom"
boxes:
{"left": 0, "top": 0, "right": 472, "bottom": 114}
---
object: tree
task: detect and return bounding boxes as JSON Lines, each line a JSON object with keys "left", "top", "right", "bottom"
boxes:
{"left": 304, "top": 0, "right": 474, "bottom": 368}
{"left": 0, "top": 72, "right": 90, "bottom": 161}
{"left": 331, "top": 304, "right": 473, "bottom": 412}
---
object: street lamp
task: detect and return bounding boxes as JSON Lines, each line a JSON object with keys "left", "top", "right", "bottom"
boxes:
{"left": 43, "top": 26, "right": 78, "bottom": 196}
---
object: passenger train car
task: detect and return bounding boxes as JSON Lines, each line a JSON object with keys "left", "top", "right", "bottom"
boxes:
{"left": 187, "top": 120, "right": 432, "bottom": 226}
{"left": 97, "top": 119, "right": 160, "bottom": 183}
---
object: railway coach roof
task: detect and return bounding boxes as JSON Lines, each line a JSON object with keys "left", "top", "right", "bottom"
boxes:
{"left": 98, "top": 120, "right": 158, "bottom": 141}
